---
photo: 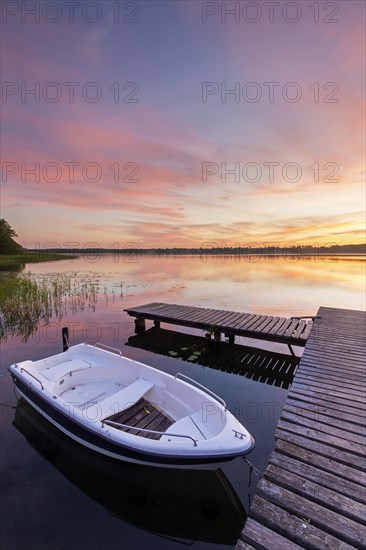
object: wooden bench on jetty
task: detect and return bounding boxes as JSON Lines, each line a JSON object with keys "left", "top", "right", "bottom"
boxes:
{"left": 124, "top": 302, "right": 314, "bottom": 355}
{"left": 236, "top": 306, "right": 366, "bottom": 550}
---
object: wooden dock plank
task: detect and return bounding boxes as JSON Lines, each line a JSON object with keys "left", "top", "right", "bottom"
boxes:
{"left": 264, "top": 463, "right": 366, "bottom": 525}
{"left": 292, "top": 319, "right": 307, "bottom": 339}
{"left": 300, "top": 354, "right": 366, "bottom": 371}
{"left": 257, "top": 479, "right": 366, "bottom": 547}
{"left": 259, "top": 316, "right": 279, "bottom": 333}
{"left": 274, "top": 439, "right": 366, "bottom": 487}
{"left": 300, "top": 320, "right": 313, "bottom": 340}
{"left": 295, "top": 367, "right": 366, "bottom": 387}
{"left": 291, "top": 375, "right": 366, "bottom": 399}
{"left": 289, "top": 383, "right": 366, "bottom": 407}
{"left": 269, "top": 452, "right": 366, "bottom": 504}
{"left": 288, "top": 389, "right": 366, "bottom": 418}
{"left": 216, "top": 311, "right": 245, "bottom": 328}
{"left": 241, "top": 518, "right": 304, "bottom": 550}
{"left": 294, "top": 375, "right": 366, "bottom": 398}
{"left": 237, "top": 315, "right": 263, "bottom": 331}
{"left": 251, "top": 496, "right": 358, "bottom": 550}
{"left": 277, "top": 419, "right": 366, "bottom": 460}
{"left": 286, "top": 397, "right": 366, "bottom": 427}
{"left": 248, "top": 316, "right": 271, "bottom": 332}
{"left": 276, "top": 428, "right": 366, "bottom": 471}
{"left": 275, "top": 318, "right": 293, "bottom": 336}
{"left": 283, "top": 403, "right": 366, "bottom": 436}
{"left": 283, "top": 319, "right": 300, "bottom": 338}
{"left": 235, "top": 540, "right": 256, "bottom": 550}
{"left": 228, "top": 312, "right": 252, "bottom": 329}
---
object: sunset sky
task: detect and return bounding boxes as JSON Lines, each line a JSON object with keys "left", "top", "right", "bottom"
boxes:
{"left": 1, "top": 0, "right": 365, "bottom": 249}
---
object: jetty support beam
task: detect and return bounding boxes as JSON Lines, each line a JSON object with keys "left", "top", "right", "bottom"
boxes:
{"left": 62, "top": 327, "right": 69, "bottom": 352}
{"left": 134, "top": 317, "right": 146, "bottom": 333}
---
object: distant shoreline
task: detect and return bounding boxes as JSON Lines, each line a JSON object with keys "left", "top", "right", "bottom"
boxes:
{"left": 1, "top": 246, "right": 365, "bottom": 267}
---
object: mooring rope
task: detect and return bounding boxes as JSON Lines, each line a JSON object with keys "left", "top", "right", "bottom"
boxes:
{"left": 242, "top": 456, "right": 262, "bottom": 477}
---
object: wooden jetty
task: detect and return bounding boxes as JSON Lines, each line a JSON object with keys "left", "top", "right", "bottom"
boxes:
{"left": 124, "top": 302, "right": 314, "bottom": 354}
{"left": 236, "top": 306, "right": 366, "bottom": 550}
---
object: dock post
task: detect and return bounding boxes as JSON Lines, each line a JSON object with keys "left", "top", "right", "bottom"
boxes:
{"left": 134, "top": 317, "right": 146, "bottom": 333}
{"left": 62, "top": 327, "right": 69, "bottom": 351}
{"left": 214, "top": 331, "right": 221, "bottom": 343}
{"left": 154, "top": 320, "right": 160, "bottom": 328}
{"left": 225, "top": 333, "right": 235, "bottom": 344}
{"left": 288, "top": 344, "right": 296, "bottom": 357}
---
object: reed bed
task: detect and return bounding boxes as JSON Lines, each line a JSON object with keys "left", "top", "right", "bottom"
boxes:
{"left": 0, "top": 272, "right": 110, "bottom": 341}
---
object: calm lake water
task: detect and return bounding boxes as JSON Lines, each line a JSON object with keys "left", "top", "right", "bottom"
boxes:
{"left": 1, "top": 254, "right": 365, "bottom": 550}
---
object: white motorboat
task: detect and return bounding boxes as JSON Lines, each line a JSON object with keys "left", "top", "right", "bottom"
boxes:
{"left": 9, "top": 343, "right": 255, "bottom": 469}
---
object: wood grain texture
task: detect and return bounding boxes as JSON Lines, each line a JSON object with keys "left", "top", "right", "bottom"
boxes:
{"left": 238, "top": 307, "right": 366, "bottom": 549}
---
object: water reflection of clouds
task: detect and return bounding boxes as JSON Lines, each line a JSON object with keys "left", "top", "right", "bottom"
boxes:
{"left": 25, "top": 254, "right": 365, "bottom": 314}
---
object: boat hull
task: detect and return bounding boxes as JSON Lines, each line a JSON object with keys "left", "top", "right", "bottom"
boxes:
{"left": 12, "top": 374, "right": 248, "bottom": 470}
{"left": 9, "top": 343, "right": 255, "bottom": 469}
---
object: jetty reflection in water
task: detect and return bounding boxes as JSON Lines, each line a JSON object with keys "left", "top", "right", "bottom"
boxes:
{"left": 13, "top": 399, "right": 246, "bottom": 545}
{"left": 126, "top": 327, "right": 299, "bottom": 389}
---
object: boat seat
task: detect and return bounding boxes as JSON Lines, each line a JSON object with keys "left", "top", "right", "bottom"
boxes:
{"left": 86, "top": 378, "right": 155, "bottom": 420}
{"left": 40, "top": 359, "right": 92, "bottom": 381}
{"left": 163, "top": 414, "right": 207, "bottom": 443}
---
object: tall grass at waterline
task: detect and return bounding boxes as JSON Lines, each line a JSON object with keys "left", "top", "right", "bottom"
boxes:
{"left": 0, "top": 272, "right": 111, "bottom": 341}
{"left": 0, "top": 253, "right": 77, "bottom": 266}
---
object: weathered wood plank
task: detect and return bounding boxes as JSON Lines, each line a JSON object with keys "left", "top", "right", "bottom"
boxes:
{"left": 293, "top": 320, "right": 307, "bottom": 339}
{"left": 300, "top": 321, "right": 313, "bottom": 340}
{"left": 269, "top": 451, "right": 366, "bottom": 504}
{"left": 284, "top": 319, "right": 300, "bottom": 337}
{"left": 280, "top": 410, "right": 366, "bottom": 445}
{"left": 241, "top": 518, "right": 304, "bottom": 550}
{"left": 238, "top": 315, "right": 264, "bottom": 331}
{"left": 296, "top": 367, "right": 366, "bottom": 387}
{"left": 251, "top": 316, "right": 273, "bottom": 333}
{"left": 304, "top": 343, "right": 366, "bottom": 358}
{"left": 235, "top": 539, "right": 256, "bottom": 550}
{"left": 275, "top": 439, "right": 366, "bottom": 486}
{"left": 290, "top": 383, "right": 366, "bottom": 407}
{"left": 275, "top": 318, "right": 293, "bottom": 336}
{"left": 292, "top": 376, "right": 366, "bottom": 399}
{"left": 251, "top": 496, "right": 358, "bottom": 550}
{"left": 300, "top": 356, "right": 366, "bottom": 373}
{"left": 286, "top": 397, "right": 366, "bottom": 427}
{"left": 264, "top": 464, "right": 366, "bottom": 525}
{"left": 283, "top": 403, "right": 366, "bottom": 436}
{"left": 276, "top": 428, "right": 366, "bottom": 471}
{"left": 288, "top": 389, "right": 366, "bottom": 418}
{"left": 277, "top": 419, "right": 366, "bottom": 459}
{"left": 229, "top": 313, "right": 252, "bottom": 328}
{"left": 302, "top": 343, "right": 365, "bottom": 359}
{"left": 257, "top": 479, "right": 366, "bottom": 548}
{"left": 258, "top": 316, "right": 279, "bottom": 334}
{"left": 217, "top": 311, "right": 246, "bottom": 328}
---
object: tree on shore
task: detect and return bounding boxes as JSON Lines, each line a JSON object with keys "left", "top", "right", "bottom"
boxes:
{"left": 0, "top": 219, "right": 24, "bottom": 254}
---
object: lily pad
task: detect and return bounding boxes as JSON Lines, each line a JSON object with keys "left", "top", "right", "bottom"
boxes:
{"left": 168, "top": 351, "right": 178, "bottom": 356}
{"left": 192, "top": 351, "right": 201, "bottom": 356}
{"left": 181, "top": 347, "right": 189, "bottom": 351}
{"left": 187, "top": 355, "right": 197, "bottom": 361}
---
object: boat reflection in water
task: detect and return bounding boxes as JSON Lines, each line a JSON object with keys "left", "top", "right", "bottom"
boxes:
{"left": 14, "top": 398, "right": 246, "bottom": 545}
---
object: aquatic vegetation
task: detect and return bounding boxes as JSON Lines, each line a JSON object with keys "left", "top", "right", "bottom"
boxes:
{"left": 0, "top": 272, "right": 114, "bottom": 341}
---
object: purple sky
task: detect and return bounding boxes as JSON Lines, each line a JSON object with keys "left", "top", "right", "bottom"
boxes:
{"left": 1, "top": 0, "right": 365, "bottom": 248}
